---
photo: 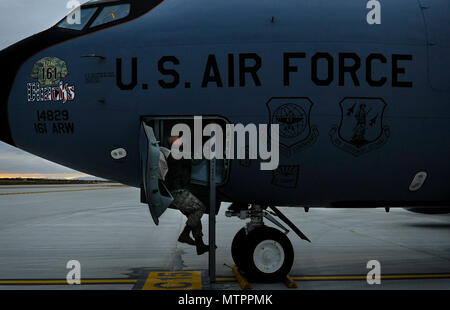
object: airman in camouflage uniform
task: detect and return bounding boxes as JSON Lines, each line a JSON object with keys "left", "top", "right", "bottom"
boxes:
{"left": 161, "top": 137, "right": 210, "bottom": 255}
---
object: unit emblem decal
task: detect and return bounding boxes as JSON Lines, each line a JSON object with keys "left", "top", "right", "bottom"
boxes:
{"left": 28, "top": 57, "right": 75, "bottom": 103}
{"left": 329, "top": 97, "right": 390, "bottom": 156}
{"left": 266, "top": 97, "right": 318, "bottom": 157}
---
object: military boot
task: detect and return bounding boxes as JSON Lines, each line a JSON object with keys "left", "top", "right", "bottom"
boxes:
{"left": 195, "top": 240, "right": 210, "bottom": 255}
{"left": 192, "top": 227, "right": 212, "bottom": 255}
{"left": 177, "top": 226, "right": 196, "bottom": 246}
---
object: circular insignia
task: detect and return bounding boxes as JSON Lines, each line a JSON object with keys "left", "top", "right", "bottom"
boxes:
{"left": 30, "top": 57, "right": 69, "bottom": 87}
{"left": 272, "top": 103, "right": 307, "bottom": 138}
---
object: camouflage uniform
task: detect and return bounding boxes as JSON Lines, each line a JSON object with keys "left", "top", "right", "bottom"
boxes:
{"left": 171, "top": 189, "right": 206, "bottom": 240}
{"left": 164, "top": 154, "right": 206, "bottom": 240}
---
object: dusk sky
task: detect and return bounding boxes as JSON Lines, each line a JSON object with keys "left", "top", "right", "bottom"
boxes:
{"left": 0, "top": 0, "right": 91, "bottom": 179}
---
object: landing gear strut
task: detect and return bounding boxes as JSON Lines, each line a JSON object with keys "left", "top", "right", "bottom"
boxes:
{"left": 226, "top": 205, "right": 310, "bottom": 282}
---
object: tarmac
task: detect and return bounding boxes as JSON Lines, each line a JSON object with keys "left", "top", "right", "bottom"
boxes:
{"left": 0, "top": 184, "right": 449, "bottom": 290}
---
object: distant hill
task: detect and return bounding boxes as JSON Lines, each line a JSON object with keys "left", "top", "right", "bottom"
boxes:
{"left": 69, "top": 176, "right": 107, "bottom": 181}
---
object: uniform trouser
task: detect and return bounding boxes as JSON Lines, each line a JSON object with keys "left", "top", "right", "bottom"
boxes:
{"left": 171, "top": 189, "right": 206, "bottom": 240}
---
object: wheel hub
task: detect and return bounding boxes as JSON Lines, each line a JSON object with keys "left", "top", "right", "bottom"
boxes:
{"left": 253, "top": 239, "right": 285, "bottom": 273}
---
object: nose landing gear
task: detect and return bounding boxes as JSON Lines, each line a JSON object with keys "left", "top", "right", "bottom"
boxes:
{"left": 226, "top": 205, "right": 310, "bottom": 282}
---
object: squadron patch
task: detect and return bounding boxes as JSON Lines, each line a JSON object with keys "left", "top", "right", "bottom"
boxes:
{"left": 267, "top": 97, "right": 318, "bottom": 157}
{"left": 329, "top": 97, "right": 390, "bottom": 156}
{"left": 28, "top": 57, "right": 75, "bottom": 103}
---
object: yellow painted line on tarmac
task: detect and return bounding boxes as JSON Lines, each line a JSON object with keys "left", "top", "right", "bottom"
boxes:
{"left": 0, "top": 279, "right": 137, "bottom": 285}
{"left": 1, "top": 273, "right": 448, "bottom": 287}
{"left": 291, "top": 273, "right": 450, "bottom": 281}
{"left": 142, "top": 271, "right": 202, "bottom": 290}
{"left": 379, "top": 273, "right": 450, "bottom": 280}
{"left": 293, "top": 275, "right": 368, "bottom": 281}
{"left": 216, "top": 273, "right": 450, "bottom": 283}
{"left": 216, "top": 277, "right": 235, "bottom": 282}
{"left": 80, "top": 279, "right": 136, "bottom": 284}
{"left": 0, "top": 187, "right": 125, "bottom": 196}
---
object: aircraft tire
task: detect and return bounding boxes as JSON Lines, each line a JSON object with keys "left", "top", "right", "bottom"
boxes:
{"left": 243, "top": 226, "right": 294, "bottom": 282}
{"left": 231, "top": 227, "right": 249, "bottom": 272}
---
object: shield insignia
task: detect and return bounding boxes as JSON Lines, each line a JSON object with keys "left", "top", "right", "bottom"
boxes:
{"left": 330, "top": 97, "right": 390, "bottom": 156}
{"left": 30, "top": 57, "right": 69, "bottom": 87}
{"left": 266, "top": 97, "right": 318, "bottom": 156}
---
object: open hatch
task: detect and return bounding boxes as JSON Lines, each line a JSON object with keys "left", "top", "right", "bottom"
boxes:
{"left": 140, "top": 116, "right": 230, "bottom": 225}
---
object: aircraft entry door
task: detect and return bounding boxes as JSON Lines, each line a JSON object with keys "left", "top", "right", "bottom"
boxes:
{"left": 140, "top": 122, "right": 173, "bottom": 225}
{"left": 139, "top": 116, "right": 230, "bottom": 225}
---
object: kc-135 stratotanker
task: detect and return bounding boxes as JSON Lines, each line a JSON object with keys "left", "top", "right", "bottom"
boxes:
{"left": 1, "top": 0, "right": 449, "bottom": 281}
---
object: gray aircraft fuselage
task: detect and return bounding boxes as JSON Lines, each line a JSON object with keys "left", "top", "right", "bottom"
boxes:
{"left": 1, "top": 0, "right": 449, "bottom": 208}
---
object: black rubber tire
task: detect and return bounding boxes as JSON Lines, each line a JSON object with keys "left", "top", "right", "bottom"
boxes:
{"left": 243, "top": 226, "right": 294, "bottom": 282}
{"left": 231, "top": 228, "right": 248, "bottom": 272}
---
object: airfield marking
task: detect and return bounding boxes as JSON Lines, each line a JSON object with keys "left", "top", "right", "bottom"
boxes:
{"left": 0, "top": 273, "right": 449, "bottom": 287}
{"left": 142, "top": 271, "right": 202, "bottom": 290}
{"left": 289, "top": 273, "right": 450, "bottom": 281}
{"left": 0, "top": 186, "right": 126, "bottom": 196}
{"left": 0, "top": 279, "right": 137, "bottom": 285}
{"left": 216, "top": 277, "right": 236, "bottom": 282}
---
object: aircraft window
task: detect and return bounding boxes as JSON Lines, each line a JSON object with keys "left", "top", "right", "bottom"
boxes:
{"left": 90, "top": 4, "right": 131, "bottom": 28}
{"left": 57, "top": 7, "right": 97, "bottom": 30}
